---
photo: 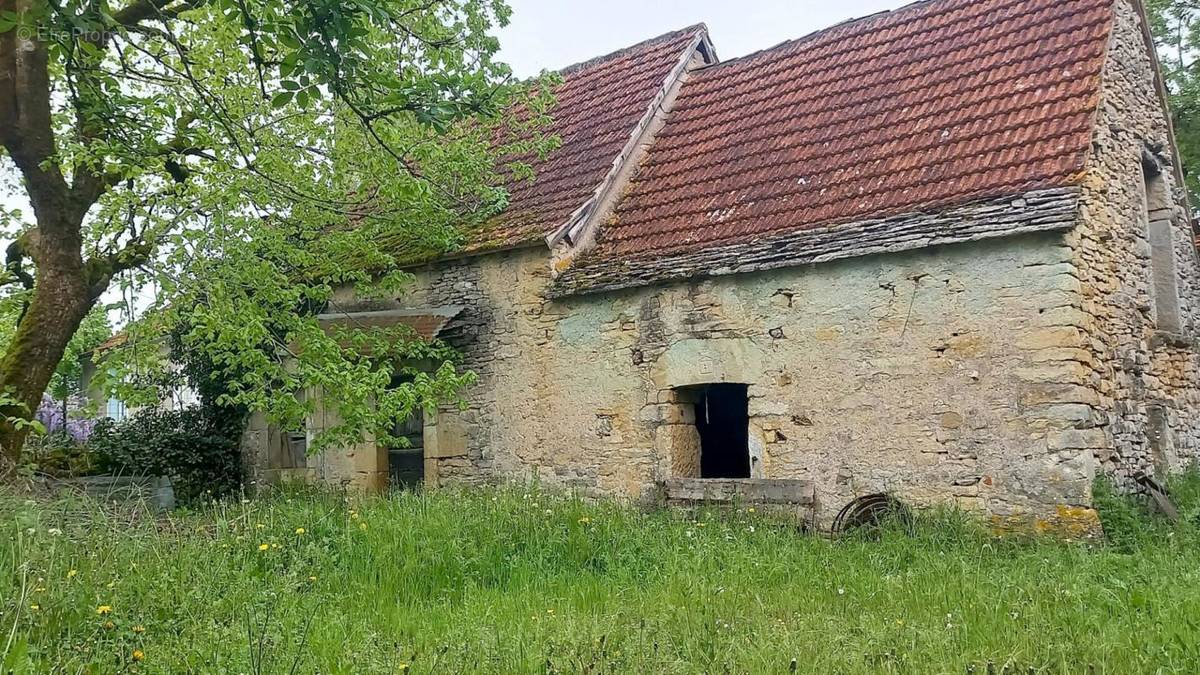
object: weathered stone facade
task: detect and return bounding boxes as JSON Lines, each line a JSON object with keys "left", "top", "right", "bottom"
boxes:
{"left": 1068, "top": 0, "right": 1200, "bottom": 484}
{"left": 243, "top": 0, "right": 1200, "bottom": 529}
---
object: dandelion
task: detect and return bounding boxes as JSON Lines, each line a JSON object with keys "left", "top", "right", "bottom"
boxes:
{"left": 67, "top": 569, "right": 78, "bottom": 578}
{"left": 255, "top": 523, "right": 264, "bottom": 529}
{"left": 577, "top": 516, "right": 591, "bottom": 525}
{"left": 308, "top": 576, "right": 317, "bottom": 583}
{"left": 29, "top": 604, "right": 40, "bottom": 611}
{"left": 747, "top": 507, "right": 756, "bottom": 513}
{"left": 295, "top": 528, "right": 306, "bottom": 535}
{"left": 96, "top": 605, "right": 112, "bottom": 615}
{"left": 131, "top": 649, "right": 145, "bottom": 662}
{"left": 359, "top": 522, "right": 368, "bottom": 531}
{"left": 350, "top": 512, "right": 360, "bottom": 520}
{"left": 132, "top": 625, "right": 145, "bottom": 634}
{"left": 258, "top": 543, "right": 269, "bottom": 552}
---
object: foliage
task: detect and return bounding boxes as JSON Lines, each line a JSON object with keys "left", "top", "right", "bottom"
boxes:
{"left": 21, "top": 429, "right": 99, "bottom": 478}
{"left": 0, "top": 0, "right": 558, "bottom": 456}
{"left": 2, "top": 483, "right": 1200, "bottom": 672}
{"left": 46, "top": 310, "right": 112, "bottom": 407}
{"left": 88, "top": 407, "right": 243, "bottom": 502}
{"left": 1094, "top": 469, "right": 1200, "bottom": 552}
{"left": 1147, "top": 0, "right": 1200, "bottom": 206}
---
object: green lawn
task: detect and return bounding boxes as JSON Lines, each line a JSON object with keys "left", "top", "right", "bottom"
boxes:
{"left": 2, "top": 481, "right": 1199, "bottom": 674}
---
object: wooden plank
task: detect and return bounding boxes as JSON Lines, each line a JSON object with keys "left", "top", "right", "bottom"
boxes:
{"left": 665, "top": 478, "right": 814, "bottom": 505}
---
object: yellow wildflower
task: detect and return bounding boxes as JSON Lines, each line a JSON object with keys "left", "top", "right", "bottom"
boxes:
{"left": 295, "top": 527, "right": 305, "bottom": 535}
{"left": 308, "top": 576, "right": 317, "bottom": 582}
{"left": 96, "top": 605, "right": 112, "bottom": 616}
{"left": 255, "top": 523, "right": 264, "bottom": 529}
{"left": 258, "top": 543, "right": 269, "bottom": 552}
{"left": 103, "top": 621, "right": 115, "bottom": 630}
{"left": 359, "top": 522, "right": 367, "bottom": 531}
{"left": 29, "top": 604, "right": 39, "bottom": 611}
{"left": 131, "top": 649, "right": 145, "bottom": 662}
{"left": 577, "top": 517, "right": 591, "bottom": 525}
{"left": 67, "top": 569, "right": 77, "bottom": 578}
{"left": 398, "top": 664, "right": 410, "bottom": 672}
{"left": 132, "top": 625, "right": 145, "bottom": 634}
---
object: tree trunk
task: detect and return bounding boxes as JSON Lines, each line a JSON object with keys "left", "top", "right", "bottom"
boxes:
{"left": 0, "top": 258, "right": 95, "bottom": 464}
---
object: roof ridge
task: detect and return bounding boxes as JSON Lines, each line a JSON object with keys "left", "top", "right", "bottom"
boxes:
{"left": 556, "top": 23, "right": 708, "bottom": 76}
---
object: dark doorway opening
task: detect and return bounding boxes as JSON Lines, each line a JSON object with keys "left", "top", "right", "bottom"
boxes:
{"left": 695, "top": 383, "right": 750, "bottom": 478}
{"left": 387, "top": 375, "right": 425, "bottom": 490}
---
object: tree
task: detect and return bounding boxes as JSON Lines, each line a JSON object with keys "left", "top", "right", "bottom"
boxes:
{"left": 1147, "top": 0, "right": 1200, "bottom": 206}
{"left": 0, "top": 0, "right": 554, "bottom": 468}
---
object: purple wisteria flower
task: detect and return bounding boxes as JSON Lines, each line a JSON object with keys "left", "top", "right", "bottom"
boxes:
{"left": 34, "top": 395, "right": 96, "bottom": 442}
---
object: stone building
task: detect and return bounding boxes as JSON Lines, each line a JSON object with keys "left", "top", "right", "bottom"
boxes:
{"left": 245, "top": 0, "right": 1200, "bottom": 528}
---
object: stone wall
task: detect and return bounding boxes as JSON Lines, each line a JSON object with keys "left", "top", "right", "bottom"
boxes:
{"left": 309, "top": 231, "right": 1102, "bottom": 527}
{"left": 1071, "top": 0, "right": 1200, "bottom": 483}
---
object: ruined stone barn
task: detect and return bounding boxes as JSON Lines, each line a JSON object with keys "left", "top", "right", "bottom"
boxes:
{"left": 245, "top": 0, "right": 1200, "bottom": 527}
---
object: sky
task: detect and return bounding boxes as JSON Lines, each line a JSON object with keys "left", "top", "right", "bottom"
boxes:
{"left": 497, "top": 0, "right": 908, "bottom": 77}
{"left": 0, "top": 0, "right": 910, "bottom": 323}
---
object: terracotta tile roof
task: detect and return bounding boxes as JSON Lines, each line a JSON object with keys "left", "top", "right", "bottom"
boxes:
{"left": 587, "top": 0, "right": 1114, "bottom": 261}
{"left": 464, "top": 25, "right": 706, "bottom": 253}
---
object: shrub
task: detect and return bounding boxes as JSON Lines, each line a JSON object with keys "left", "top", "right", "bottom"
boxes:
{"left": 89, "top": 407, "right": 243, "bottom": 503}
{"left": 24, "top": 432, "right": 98, "bottom": 478}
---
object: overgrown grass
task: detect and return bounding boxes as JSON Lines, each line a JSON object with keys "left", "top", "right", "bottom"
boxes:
{"left": 3, "top": 478, "right": 1200, "bottom": 673}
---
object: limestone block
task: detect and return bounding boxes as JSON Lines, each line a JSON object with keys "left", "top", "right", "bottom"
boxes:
{"left": 651, "top": 338, "right": 765, "bottom": 388}
{"left": 427, "top": 415, "right": 469, "bottom": 459}
{"left": 1013, "top": 362, "right": 1091, "bottom": 385}
{"left": 1017, "top": 327, "right": 1087, "bottom": 350}
{"left": 641, "top": 403, "right": 695, "bottom": 425}
{"left": 1046, "top": 428, "right": 1109, "bottom": 451}
{"left": 655, "top": 424, "right": 701, "bottom": 478}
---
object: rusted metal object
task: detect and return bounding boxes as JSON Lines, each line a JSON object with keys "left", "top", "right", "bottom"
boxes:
{"left": 831, "top": 493, "right": 912, "bottom": 537}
